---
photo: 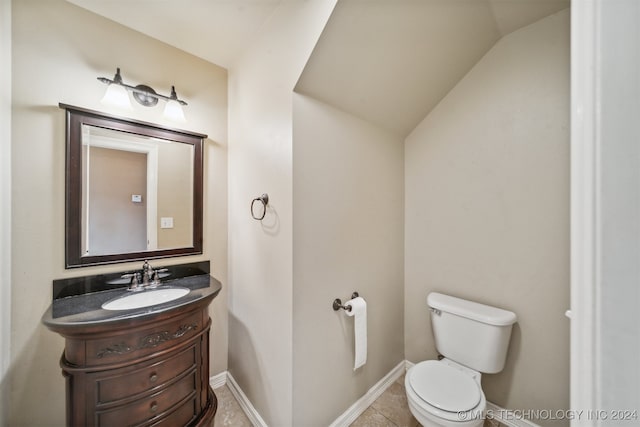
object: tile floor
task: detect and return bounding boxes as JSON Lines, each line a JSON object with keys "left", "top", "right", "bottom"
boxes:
{"left": 214, "top": 385, "right": 253, "bottom": 427}
{"left": 213, "top": 375, "right": 505, "bottom": 427}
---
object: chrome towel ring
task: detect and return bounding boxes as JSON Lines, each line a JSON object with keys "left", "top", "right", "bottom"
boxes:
{"left": 251, "top": 193, "right": 269, "bottom": 220}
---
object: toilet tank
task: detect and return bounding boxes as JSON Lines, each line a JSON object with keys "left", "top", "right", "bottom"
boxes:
{"left": 427, "top": 292, "right": 517, "bottom": 374}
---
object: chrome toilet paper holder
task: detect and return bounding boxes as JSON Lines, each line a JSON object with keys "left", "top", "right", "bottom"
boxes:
{"left": 333, "top": 292, "right": 360, "bottom": 312}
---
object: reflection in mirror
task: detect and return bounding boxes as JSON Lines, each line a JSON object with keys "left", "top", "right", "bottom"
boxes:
{"left": 81, "top": 125, "right": 194, "bottom": 256}
{"left": 62, "top": 104, "right": 205, "bottom": 268}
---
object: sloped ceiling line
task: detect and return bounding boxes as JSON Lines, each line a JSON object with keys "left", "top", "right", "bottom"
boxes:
{"left": 295, "top": 0, "right": 569, "bottom": 137}
{"left": 65, "top": 0, "right": 569, "bottom": 137}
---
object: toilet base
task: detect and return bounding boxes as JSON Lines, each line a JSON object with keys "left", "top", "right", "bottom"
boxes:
{"left": 407, "top": 396, "right": 483, "bottom": 427}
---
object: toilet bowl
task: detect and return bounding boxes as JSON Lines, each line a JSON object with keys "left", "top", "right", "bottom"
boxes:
{"left": 405, "top": 359, "right": 485, "bottom": 427}
{"left": 406, "top": 293, "right": 517, "bottom": 427}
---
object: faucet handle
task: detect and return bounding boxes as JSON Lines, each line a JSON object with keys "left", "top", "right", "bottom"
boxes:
{"left": 121, "top": 273, "right": 142, "bottom": 291}
{"left": 149, "top": 268, "right": 168, "bottom": 288}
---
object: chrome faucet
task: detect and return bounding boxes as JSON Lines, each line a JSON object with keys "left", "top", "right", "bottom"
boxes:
{"left": 121, "top": 260, "right": 168, "bottom": 291}
{"left": 141, "top": 260, "right": 153, "bottom": 287}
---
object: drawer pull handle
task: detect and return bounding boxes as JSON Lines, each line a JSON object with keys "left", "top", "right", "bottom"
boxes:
{"left": 149, "top": 373, "right": 158, "bottom": 383}
{"left": 150, "top": 402, "right": 158, "bottom": 413}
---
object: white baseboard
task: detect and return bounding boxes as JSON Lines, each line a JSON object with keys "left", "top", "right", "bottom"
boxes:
{"left": 209, "top": 370, "right": 268, "bottom": 426}
{"left": 485, "top": 402, "right": 540, "bottom": 427}
{"left": 328, "top": 360, "right": 406, "bottom": 427}
{"left": 209, "top": 371, "right": 227, "bottom": 389}
{"left": 226, "top": 372, "right": 269, "bottom": 427}
{"left": 211, "top": 363, "right": 405, "bottom": 427}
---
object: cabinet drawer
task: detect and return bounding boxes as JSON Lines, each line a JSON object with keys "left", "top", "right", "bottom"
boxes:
{"left": 97, "top": 345, "right": 197, "bottom": 404}
{"left": 150, "top": 397, "right": 197, "bottom": 427}
{"left": 96, "top": 369, "right": 197, "bottom": 426}
{"left": 86, "top": 311, "right": 203, "bottom": 366}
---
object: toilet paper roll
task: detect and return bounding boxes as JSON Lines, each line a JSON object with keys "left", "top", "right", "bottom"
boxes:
{"left": 344, "top": 296, "right": 367, "bottom": 370}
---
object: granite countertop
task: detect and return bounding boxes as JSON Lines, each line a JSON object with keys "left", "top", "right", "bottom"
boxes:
{"left": 41, "top": 261, "right": 221, "bottom": 330}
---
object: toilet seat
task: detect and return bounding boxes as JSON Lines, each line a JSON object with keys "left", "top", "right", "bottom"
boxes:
{"left": 407, "top": 360, "right": 483, "bottom": 423}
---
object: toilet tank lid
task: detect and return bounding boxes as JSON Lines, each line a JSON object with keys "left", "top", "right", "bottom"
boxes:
{"left": 427, "top": 293, "right": 517, "bottom": 326}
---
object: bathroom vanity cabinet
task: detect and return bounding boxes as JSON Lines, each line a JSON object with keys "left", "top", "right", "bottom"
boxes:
{"left": 42, "top": 263, "right": 221, "bottom": 427}
{"left": 61, "top": 305, "right": 214, "bottom": 426}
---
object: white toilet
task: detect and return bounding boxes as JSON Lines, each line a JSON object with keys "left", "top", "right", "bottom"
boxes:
{"left": 405, "top": 292, "right": 517, "bottom": 427}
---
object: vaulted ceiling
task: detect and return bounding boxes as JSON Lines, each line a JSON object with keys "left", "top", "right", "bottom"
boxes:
{"left": 66, "top": 0, "right": 569, "bottom": 136}
{"left": 295, "top": 0, "right": 570, "bottom": 136}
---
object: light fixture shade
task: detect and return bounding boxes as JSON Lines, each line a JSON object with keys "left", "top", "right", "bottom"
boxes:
{"left": 101, "top": 83, "right": 132, "bottom": 110}
{"left": 163, "top": 99, "right": 186, "bottom": 122}
{"left": 98, "top": 69, "right": 188, "bottom": 117}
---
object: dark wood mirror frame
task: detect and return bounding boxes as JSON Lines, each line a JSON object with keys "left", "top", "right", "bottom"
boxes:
{"left": 61, "top": 103, "right": 205, "bottom": 268}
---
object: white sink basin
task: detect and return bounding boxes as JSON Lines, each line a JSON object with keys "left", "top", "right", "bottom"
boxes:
{"left": 102, "top": 287, "right": 190, "bottom": 311}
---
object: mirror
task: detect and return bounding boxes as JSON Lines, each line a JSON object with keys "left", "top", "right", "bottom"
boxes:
{"left": 62, "top": 104, "right": 205, "bottom": 268}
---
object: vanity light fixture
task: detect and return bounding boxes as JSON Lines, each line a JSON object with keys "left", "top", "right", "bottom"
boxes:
{"left": 99, "top": 68, "right": 132, "bottom": 111}
{"left": 98, "top": 67, "right": 187, "bottom": 121}
{"left": 163, "top": 86, "right": 187, "bottom": 122}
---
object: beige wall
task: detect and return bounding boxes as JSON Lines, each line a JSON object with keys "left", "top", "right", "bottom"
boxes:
{"left": 292, "top": 94, "right": 404, "bottom": 425}
{"left": 404, "top": 9, "right": 570, "bottom": 425}
{"left": 227, "top": 2, "right": 336, "bottom": 426}
{"left": 1, "top": 0, "right": 11, "bottom": 424}
{"left": 157, "top": 141, "right": 194, "bottom": 249}
{"left": 10, "top": 1, "right": 228, "bottom": 425}
{"left": 87, "top": 147, "right": 147, "bottom": 254}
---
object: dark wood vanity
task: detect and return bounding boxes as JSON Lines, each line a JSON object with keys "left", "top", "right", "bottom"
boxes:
{"left": 45, "top": 105, "right": 219, "bottom": 425}
{"left": 42, "top": 263, "right": 221, "bottom": 427}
